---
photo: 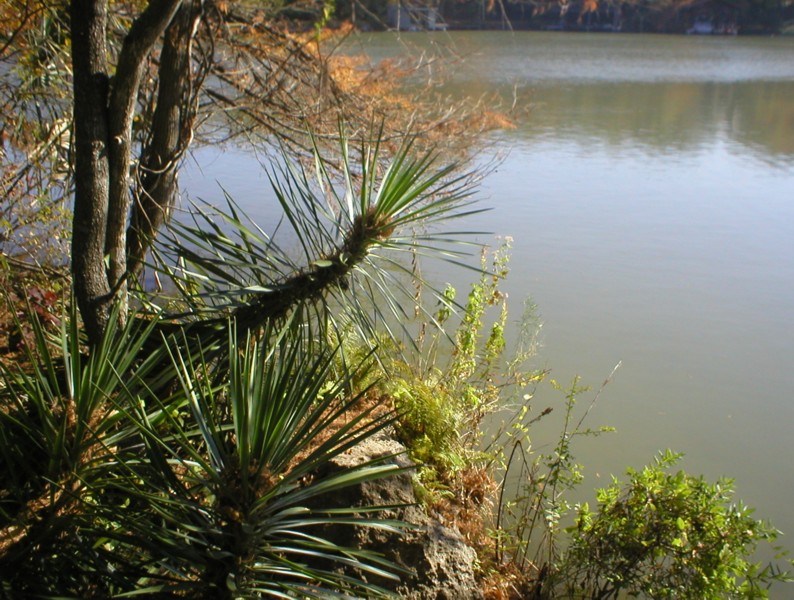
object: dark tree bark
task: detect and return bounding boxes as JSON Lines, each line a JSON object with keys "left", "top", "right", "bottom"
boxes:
{"left": 70, "top": 0, "right": 188, "bottom": 343}
{"left": 127, "top": 0, "right": 202, "bottom": 280}
{"left": 106, "top": 0, "right": 182, "bottom": 322}
{"left": 68, "top": 0, "right": 463, "bottom": 348}
{"left": 70, "top": 0, "right": 112, "bottom": 344}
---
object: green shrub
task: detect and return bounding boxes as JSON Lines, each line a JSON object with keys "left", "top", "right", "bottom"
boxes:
{"left": 556, "top": 450, "right": 791, "bottom": 599}
{"left": 382, "top": 239, "right": 544, "bottom": 492}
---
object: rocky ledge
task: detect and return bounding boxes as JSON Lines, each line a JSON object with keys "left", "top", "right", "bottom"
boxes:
{"left": 317, "top": 429, "right": 484, "bottom": 599}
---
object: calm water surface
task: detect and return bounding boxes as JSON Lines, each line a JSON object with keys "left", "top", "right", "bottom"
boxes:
{"left": 185, "top": 32, "right": 794, "bottom": 558}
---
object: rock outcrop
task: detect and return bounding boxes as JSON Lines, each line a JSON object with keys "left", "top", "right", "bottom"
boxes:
{"left": 319, "top": 429, "right": 484, "bottom": 599}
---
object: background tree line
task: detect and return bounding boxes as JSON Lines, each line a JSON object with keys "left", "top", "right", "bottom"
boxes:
{"left": 339, "top": 0, "right": 794, "bottom": 34}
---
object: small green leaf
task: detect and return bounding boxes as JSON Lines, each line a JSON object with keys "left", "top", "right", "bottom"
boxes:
{"left": 226, "top": 573, "right": 237, "bottom": 591}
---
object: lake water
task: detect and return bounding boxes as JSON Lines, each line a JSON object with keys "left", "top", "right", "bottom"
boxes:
{"left": 184, "top": 32, "right": 794, "bottom": 560}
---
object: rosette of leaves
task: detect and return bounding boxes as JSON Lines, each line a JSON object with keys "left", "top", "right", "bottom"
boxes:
{"left": 0, "top": 305, "right": 409, "bottom": 598}
{"left": 152, "top": 128, "right": 485, "bottom": 354}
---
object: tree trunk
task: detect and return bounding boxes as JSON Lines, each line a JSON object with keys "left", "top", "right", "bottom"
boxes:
{"left": 70, "top": 0, "right": 112, "bottom": 345}
{"left": 105, "top": 0, "right": 182, "bottom": 323}
{"left": 71, "top": 0, "right": 187, "bottom": 343}
{"left": 127, "top": 0, "right": 202, "bottom": 280}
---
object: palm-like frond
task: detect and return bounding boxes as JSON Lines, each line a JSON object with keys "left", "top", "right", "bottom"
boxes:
{"left": 95, "top": 320, "right": 408, "bottom": 598}
{"left": 153, "top": 130, "right": 487, "bottom": 346}
{"left": 0, "top": 300, "right": 177, "bottom": 595}
{"left": 1, "top": 130, "right": 482, "bottom": 597}
{"left": 1, "top": 299, "right": 409, "bottom": 597}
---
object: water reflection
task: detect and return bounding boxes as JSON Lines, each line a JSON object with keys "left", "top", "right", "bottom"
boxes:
{"left": 354, "top": 31, "right": 794, "bottom": 166}
{"left": 367, "top": 31, "right": 794, "bottom": 560}
{"left": 513, "top": 80, "right": 794, "bottom": 165}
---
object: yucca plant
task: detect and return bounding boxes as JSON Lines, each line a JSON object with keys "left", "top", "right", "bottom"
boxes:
{"left": 152, "top": 128, "right": 485, "bottom": 351}
{"left": 0, "top": 306, "right": 410, "bottom": 597}
{"left": 0, "top": 301, "right": 176, "bottom": 595}
{"left": 96, "top": 320, "right": 410, "bottom": 598}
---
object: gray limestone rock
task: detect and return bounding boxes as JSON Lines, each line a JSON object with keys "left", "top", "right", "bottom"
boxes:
{"left": 318, "top": 429, "right": 484, "bottom": 600}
